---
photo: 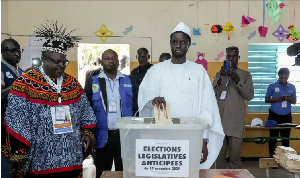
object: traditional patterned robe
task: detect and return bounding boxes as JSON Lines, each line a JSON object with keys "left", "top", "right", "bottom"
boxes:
{"left": 1, "top": 68, "right": 96, "bottom": 178}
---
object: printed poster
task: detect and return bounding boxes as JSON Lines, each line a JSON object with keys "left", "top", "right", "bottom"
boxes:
{"left": 135, "top": 139, "right": 189, "bottom": 177}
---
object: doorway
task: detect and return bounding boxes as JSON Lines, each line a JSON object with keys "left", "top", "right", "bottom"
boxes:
{"left": 77, "top": 43, "right": 130, "bottom": 87}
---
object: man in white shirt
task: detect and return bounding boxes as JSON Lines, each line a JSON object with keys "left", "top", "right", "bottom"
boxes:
{"left": 138, "top": 22, "right": 225, "bottom": 169}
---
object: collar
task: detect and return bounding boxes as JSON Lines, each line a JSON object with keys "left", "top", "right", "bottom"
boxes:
{"left": 138, "top": 62, "right": 152, "bottom": 73}
{"left": 277, "top": 80, "right": 290, "bottom": 87}
{"left": 98, "top": 71, "right": 125, "bottom": 80}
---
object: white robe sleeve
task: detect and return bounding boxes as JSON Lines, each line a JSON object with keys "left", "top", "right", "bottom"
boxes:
{"left": 199, "top": 68, "right": 225, "bottom": 169}
{"left": 138, "top": 67, "right": 160, "bottom": 116}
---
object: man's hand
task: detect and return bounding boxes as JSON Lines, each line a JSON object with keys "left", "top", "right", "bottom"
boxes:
{"left": 1, "top": 85, "right": 11, "bottom": 100}
{"left": 284, "top": 95, "right": 292, "bottom": 101}
{"left": 81, "top": 134, "right": 91, "bottom": 152}
{"left": 152, "top": 97, "right": 166, "bottom": 110}
{"left": 275, "top": 97, "right": 284, "bottom": 102}
{"left": 217, "top": 67, "right": 226, "bottom": 86}
{"left": 200, "top": 142, "right": 208, "bottom": 164}
{"left": 229, "top": 66, "right": 240, "bottom": 84}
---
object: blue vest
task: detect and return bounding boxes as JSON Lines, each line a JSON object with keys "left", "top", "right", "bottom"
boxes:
{"left": 92, "top": 75, "right": 133, "bottom": 148}
{"left": 1, "top": 61, "right": 23, "bottom": 123}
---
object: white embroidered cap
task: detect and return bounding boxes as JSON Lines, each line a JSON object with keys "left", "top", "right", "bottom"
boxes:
{"left": 171, "top": 22, "right": 191, "bottom": 38}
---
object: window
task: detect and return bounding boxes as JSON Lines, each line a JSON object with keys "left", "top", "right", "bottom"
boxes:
{"left": 248, "top": 44, "right": 300, "bottom": 113}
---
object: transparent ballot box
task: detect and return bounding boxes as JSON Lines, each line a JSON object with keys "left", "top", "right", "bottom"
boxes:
{"left": 116, "top": 117, "right": 208, "bottom": 178}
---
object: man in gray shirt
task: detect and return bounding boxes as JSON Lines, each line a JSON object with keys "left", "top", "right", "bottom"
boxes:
{"left": 212, "top": 46, "right": 254, "bottom": 169}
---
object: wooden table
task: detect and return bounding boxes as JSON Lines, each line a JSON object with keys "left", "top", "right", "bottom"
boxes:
{"left": 245, "top": 126, "right": 299, "bottom": 130}
{"left": 101, "top": 169, "right": 255, "bottom": 178}
{"left": 244, "top": 126, "right": 300, "bottom": 144}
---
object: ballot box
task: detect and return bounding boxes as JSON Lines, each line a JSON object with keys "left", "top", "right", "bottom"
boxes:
{"left": 116, "top": 117, "right": 208, "bottom": 178}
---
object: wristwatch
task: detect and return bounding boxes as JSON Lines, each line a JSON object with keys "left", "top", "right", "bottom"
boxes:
{"left": 203, "top": 138, "right": 209, "bottom": 143}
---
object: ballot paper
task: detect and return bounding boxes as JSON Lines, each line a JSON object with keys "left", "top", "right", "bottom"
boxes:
{"left": 274, "top": 146, "right": 300, "bottom": 172}
{"left": 154, "top": 103, "right": 172, "bottom": 124}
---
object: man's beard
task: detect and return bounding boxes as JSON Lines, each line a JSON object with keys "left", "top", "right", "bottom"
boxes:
{"left": 171, "top": 50, "right": 187, "bottom": 58}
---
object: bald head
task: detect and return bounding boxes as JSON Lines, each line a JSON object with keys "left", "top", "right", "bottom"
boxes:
{"left": 1, "top": 39, "right": 21, "bottom": 67}
{"left": 1, "top": 39, "right": 20, "bottom": 50}
{"left": 102, "top": 49, "right": 118, "bottom": 59}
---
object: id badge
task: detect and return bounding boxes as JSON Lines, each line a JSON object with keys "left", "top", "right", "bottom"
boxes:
{"left": 55, "top": 107, "right": 66, "bottom": 121}
{"left": 220, "top": 91, "right": 227, "bottom": 100}
{"left": 108, "top": 100, "right": 117, "bottom": 113}
{"left": 282, "top": 101, "right": 287, "bottom": 108}
{"left": 51, "top": 106, "right": 73, "bottom": 134}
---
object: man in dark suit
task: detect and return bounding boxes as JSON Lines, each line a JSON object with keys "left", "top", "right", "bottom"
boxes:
{"left": 1, "top": 39, "right": 24, "bottom": 178}
{"left": 130, "top": 48, "right": 152, "bottom": 88}
{"left": 84, "top": 49, "right": 138, "bottom": 178}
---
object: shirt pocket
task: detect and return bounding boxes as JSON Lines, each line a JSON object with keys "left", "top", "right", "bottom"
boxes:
{"left": 92, "top": 92, "right": 102, "bottom": 112}
{"left": 124, "top": 87, "right": 133, "bottom": 108}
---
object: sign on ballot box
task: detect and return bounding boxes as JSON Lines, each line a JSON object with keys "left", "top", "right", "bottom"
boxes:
{"left": 135, "top": 139, "right": 189, "bottom": 177}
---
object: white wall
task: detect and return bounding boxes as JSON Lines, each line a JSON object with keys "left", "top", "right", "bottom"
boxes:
{"left": 5, "top": 1, "right": 299, "bottom": 62}
{"left": 1, "top": 0, "right": 9, "bottom": 40}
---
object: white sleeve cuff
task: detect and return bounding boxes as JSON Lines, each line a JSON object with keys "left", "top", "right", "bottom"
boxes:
{"left": 203, "top": 129, "right": 209, "bottom": 139}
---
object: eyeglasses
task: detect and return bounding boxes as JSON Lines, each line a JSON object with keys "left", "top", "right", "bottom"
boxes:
{"left": 4, "top": 48, "right": 21, "bottom": 54}
{"left": 47, "top": 57, "right": 69, "bottom": 66}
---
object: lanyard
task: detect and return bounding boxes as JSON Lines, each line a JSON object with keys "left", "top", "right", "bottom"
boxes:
{"left": 225, "top": 75, "right": 230, "bottom": 86}
{"left": 40, "top": 67, "right": 63, "bottom": 104}
{"left": 16, "top": 66, "right": 20, "bottom": 76}
{"left": 223, "top": 74, "right": 231, "bottom": 91}
{"left": 108, "top": 78, "right": 116, "bottom": 98}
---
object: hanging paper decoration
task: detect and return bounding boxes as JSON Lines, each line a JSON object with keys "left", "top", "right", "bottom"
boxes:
{"left": 266, "top": 0, "right": 283, "bottom": 24}
{"left": 223, "top": 22, "right": 235, "bottom": 40}
{"left": 272, "top": 24, "right": 288, "bottom": 43}
{"left": 204, "top": 24, "right": 210, "bottom": 32}
{"left": 223, "top": 22, "right": 235, "bottom": 33}
{"left": 258, "top": 0, "right": 268, "bottom": 37}
{"left": 241, "top": 16, "right": 256, "bottom": 27}
{"left": 286, "top": 26, "right": 300, "bottom": 42}
{"left": 279, "top": 2, "right": 285, "bottom": 9}
{"left": 241, "top": 0, "right": 256, "bottom": 27}
{"left": 204, "top": 0, "right": 209, "bottom": 32}
{"left": 258, "top": 26, "right": 269, "bottom": 37}
{"left": 211, "top": 25, "right": 223, "bottom": 33}
{"left": 192, "top": 42, "right": 197, "bottom": 46}
{"left": 193, "top": 27, "right": 201, "bottom": 37}
{"left": 285, "top": 2, "right": 299, "bottom": 43}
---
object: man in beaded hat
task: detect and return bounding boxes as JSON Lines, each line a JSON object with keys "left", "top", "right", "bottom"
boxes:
{"left": 2, "top": 20, "right": 97, "bottom": 178}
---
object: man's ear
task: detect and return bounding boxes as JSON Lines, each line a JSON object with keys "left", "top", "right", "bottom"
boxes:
{"left": 136, "top": 55, "right": 138, "bottom": 59}
{"left": 147, "top": 55, "right": 150, "bottom": 59}
{"left": 41, "top": 56, "right": 46, "bottom": 63}
{"left": 1, "top": 48, "right": 6, "bottom": 54}
{"left": 186, "top": 43, "right": 190, "bottom": 49}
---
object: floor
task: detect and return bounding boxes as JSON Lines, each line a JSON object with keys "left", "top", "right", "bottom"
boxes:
{"left": 82, "top": 160, "right": 297, "bottom": 178}
{"left": 241, "top": 161, "right": 296, "bottom": 178}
